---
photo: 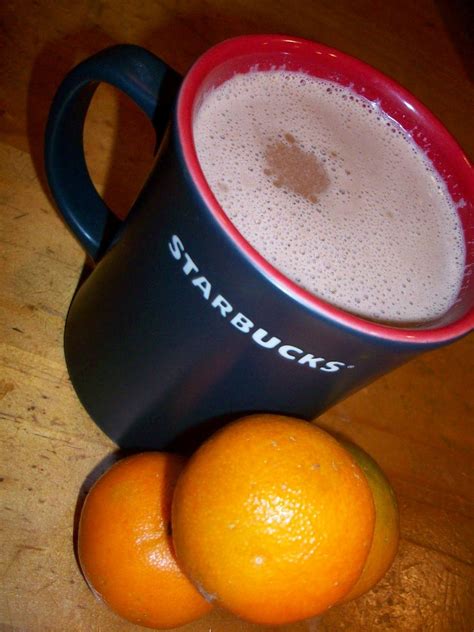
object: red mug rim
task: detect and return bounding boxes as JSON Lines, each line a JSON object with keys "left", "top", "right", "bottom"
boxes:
{"left": 176, "top": 34, "right": 474, "bottom": 344}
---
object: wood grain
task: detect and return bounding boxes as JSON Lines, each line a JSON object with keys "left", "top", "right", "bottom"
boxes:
{"left": 1, "top": 1, "right": 473, "bottom": 630}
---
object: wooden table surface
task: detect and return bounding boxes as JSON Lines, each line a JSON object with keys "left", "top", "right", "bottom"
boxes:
{"left": 1, "top": 1, "right": 473, "bottom": 630}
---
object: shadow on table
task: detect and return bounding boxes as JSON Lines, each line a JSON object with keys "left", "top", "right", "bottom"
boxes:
{"left": 27, "top": 26, "right": 155, "bottom": 261}
{"left": 435, "top": 0, "right": 474, "bottom": 82}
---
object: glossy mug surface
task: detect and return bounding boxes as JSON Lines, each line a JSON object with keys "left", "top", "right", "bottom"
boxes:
{"left": 45, "top": 35, "right": 474, "bottom": 450}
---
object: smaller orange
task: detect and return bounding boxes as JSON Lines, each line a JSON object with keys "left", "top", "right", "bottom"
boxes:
{"left": 339, "top": 441, "right": 400, "bottom": 602}
{"left": 78, "top": 452, "right": 213, "bottom": 629}
{"left": 172, "top": 414, "right": 376, "bottom": 625}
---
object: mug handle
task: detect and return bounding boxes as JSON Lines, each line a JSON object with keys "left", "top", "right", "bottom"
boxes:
{"left": 44, "top": 45, "right": 181, "bottom": 261}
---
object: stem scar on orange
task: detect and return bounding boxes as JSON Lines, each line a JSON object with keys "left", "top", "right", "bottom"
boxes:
{"left": 171, "top": 414, "right": 375, "bottom": 625}
{"left": 78, "top": 452, "right": 213, "bottom": 629}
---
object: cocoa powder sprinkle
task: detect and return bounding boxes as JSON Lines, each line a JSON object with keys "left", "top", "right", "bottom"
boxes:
{"left": 264, "top": 135, "right": 330, "bottom": 203}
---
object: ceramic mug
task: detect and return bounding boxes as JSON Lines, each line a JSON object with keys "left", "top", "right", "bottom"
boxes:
{"left": 45, "top": 35, "right": 474, "bottom": 450}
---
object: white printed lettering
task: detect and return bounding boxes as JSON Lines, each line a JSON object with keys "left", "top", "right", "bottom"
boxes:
{"left": 191, "top": 276, "right": 211, "bottom": 300}
{"left": 278, "top": 345, "right": 304, "bottom": 360}
{"left": 182, "top": 253, "right": 199, "bottom": 275}
{"left": 211, "top": 294, "right": 233, "bottom": 317}
{"left": 252, "top": 328, "right": 281, "bottom": 349}
{"left": 169, "top": 234, "right": 185, "bottom": 259}
{"left": 231, "top": 312, "right": 254, "bottom": 333}
{"left": 298, "top": 354, "right": 326, "bottom": 369}
{"left": 320, "top": 361, "right": 346, "bottom": 373}
{"left": 168, "top": 233, "right": 354, "bottom": 373}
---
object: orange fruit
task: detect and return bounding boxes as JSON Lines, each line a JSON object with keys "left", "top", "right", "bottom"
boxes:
{"left": 339, "top": 440, "right": 400, "bottom": 602}
{"left": 171, "top": 414, "right": 375, "bottom": 625}
{"left": 78, "top": 452, "right": 213, "bottom": 629}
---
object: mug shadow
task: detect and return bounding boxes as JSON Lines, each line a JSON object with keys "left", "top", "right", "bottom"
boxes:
{"left": 28, "top": 27, "right": 117, "bottom": 213}
{"left": 434, "top": 0, "right": 474, "bottom": 82}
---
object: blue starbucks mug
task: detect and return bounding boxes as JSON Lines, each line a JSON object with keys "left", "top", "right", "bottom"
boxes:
{"left": 45, "top": 35, "right": 474, "bottom": 450}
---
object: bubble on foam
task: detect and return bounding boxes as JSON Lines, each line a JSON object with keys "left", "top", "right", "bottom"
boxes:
{"left": 193, "top": 70, "right": 465, "bottom": 324}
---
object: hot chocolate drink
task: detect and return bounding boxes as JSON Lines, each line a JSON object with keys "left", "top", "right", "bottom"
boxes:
{"left": 193, "top": 70, "right": 465, "bottom": 324}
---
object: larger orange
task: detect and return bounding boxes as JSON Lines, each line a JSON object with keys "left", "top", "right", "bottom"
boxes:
{"left": 78, "top": 452, "right": 213, "bottom": 629}
{"left": 171, "top": 414, "right": 375, "bottom": 625}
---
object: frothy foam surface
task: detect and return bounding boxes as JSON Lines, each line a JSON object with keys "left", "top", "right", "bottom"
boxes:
{"left": 193, "top": 71, "right": 465, "bottom": 323}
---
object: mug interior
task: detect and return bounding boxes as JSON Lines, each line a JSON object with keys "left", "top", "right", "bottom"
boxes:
{"left": 177, "top": 35, "right": 474, "bottom": 344}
